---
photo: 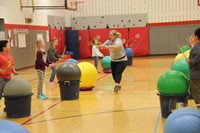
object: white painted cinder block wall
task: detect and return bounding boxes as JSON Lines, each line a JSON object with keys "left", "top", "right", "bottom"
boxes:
{"left": 0, "top": 0, "right": 200, "bottom": 27}
{"left": 69, "top": 0, "right": 200, "bottom": 23}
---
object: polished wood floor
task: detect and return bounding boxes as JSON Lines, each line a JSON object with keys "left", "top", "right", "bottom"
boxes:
{"left": 0, "top": 55, "right": 195, "bottom": 133}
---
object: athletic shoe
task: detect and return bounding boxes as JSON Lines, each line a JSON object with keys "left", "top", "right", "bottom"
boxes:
{"left": 114, "top": 85, "right": 121, "bottom": 93}
{"left": 37, "top": 94, "right": 48, "bottom": 100}
{"left": 41, "top": 94, "right": 48, "bottom": 99}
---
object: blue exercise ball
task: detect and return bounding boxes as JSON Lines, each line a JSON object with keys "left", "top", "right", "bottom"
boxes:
{"left": 164, "top": 108, "right": 200, "bottom": 133}
{"left": 125, "top": 48, "right": 134, "bottom": 58}
{"left": 65, "top": 59, "right": 78, "bottom": 64}
{"left": 0, "top": 120, "right": 30, "bottom": 133}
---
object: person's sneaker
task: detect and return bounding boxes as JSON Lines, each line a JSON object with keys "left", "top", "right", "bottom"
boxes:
{"left": 49, "top": 82, "right": 57, "bottom": 85}
{"left": 37, "top": 94, "right": 48, "bottom": 100}
{"left": 41, "top": 94, "right": 48, "bottom": 99}
{"left": 114, "top": 85, "right": 121, "bottom": 93}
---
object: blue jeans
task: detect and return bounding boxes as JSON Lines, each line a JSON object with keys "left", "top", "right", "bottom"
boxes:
{"left": 0, "top": 78, "right": 10, "bottom": 99}
{"left": 93, "top": 56, "right": 98, "bottom": 69}
{"left": 50, "top": 66, "right": 56, "bottom": 82}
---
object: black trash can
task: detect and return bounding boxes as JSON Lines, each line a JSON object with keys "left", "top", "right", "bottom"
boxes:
{"left": 4, "top": 93, "right": 33, "bottom": 118}
{"left": 59, "top": 80, "right": 80, "bottom": 100}
{"left": 158, "top": 93, "right": 188, "bottom": 118}
{"left": 3, "top": 78, "right": 32, "bottom": 118}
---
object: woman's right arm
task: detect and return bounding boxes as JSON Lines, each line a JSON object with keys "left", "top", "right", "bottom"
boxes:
{"left": 98, "top": 40, "right": 110, "bottom": 49}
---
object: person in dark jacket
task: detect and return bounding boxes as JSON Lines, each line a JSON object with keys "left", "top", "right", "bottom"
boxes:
{"left": 47, "top": 38, "right": 61, "bottom": 84}
{"left": 35, "top": 39, "right": 53, "bottom": 100}
{"left": 189, "top": 27, "right": 200, "bottom": 107}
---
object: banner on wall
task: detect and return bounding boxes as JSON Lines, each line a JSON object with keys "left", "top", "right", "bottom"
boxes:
{"left": 128, "top": 27, "right": 149, "bottom": 56}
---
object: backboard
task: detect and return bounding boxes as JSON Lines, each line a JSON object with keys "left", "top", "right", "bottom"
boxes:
{"left": 65, "top": 0, "right": 84, "bottom": 11}
{"left": 65, "top": 0, "right": 77, "bottom": 11}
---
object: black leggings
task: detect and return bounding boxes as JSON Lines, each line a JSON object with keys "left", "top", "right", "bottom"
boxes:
{"left": 111, "top": 61, "right": 127, "bottom": 84}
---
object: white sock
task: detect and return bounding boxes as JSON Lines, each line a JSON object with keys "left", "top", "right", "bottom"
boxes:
{"left": 116, "top": 83, "right": 120, "bottom": 86}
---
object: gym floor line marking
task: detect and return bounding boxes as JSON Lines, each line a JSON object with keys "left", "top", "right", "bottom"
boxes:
{"left": 21, "top": 100, "right": 63, "bottom": 125}
{"left": 97, "top": 73, "right": 110, "bottom": 81}
{"left": 21, "top": 72, "right": 109, "bottom": 125}
{"left": 154, "top": 111, "right": 161, "bottom": 133}
{"left": 24, "top": 107, "right": 160, "bottom": 125}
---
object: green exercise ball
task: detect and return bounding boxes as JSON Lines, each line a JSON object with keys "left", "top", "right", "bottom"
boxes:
{"left": 179, "top": 45, "right": 190, "bottom": 53}
{"left": 171, "top": 59, "right": 189, "bottom": 78}
{"left": 157, "top": 70, "right": 189, "bottom": 95}
{"left": 101, "top": 56, "right": 111, "bottom": 69}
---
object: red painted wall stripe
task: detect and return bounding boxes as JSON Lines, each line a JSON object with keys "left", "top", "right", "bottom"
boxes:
{"left": 4, "top": 20, "right": 200, "bottom": 30}
{"left": 5, "top": 24, "right": 49, "bottom": 30}
{"left": 148, "top": 20, "right": 200, "bottom": 27}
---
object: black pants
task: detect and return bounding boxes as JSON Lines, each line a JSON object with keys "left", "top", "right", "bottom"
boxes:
{"left": 111, "top": 61, "right": 127, "bottom": 84}
{"left": 190, "top": 79, "right": 200, "bottom": 104}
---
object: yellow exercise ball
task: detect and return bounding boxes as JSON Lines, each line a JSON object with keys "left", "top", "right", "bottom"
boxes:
{"left": 174, "top": 53, "right": 184, "bottom": 62}
{"left": 77, "top": 62, "right": 98, "bottom": 90}
{"left": 174, "top": 50, "right": 190, "bottom": 62}
{"left": 184, "top": 50, "right": 190, "bottom": 59}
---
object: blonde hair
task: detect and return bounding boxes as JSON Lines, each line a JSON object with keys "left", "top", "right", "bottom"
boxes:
{"left": 89, "top": 38, "right": 99, "bottom": 46}
{"left": 36, "top": 39, "right": 44, "bottom": 49}
{"left": 116, "top": 32, "right": 122, "bottom": 39}
{"left": 110, "top": 30, "right": 118, "bottom": 37}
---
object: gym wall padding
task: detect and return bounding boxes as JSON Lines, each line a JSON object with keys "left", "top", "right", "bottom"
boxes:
{"left": 89, "top": 29, "right": 110, "bottom": 56}
{"left": 76, "top": 28, "right": 149, "bottom": 58}
{"left": 49, "top": 28, "right": 66, "bottom": 55}
{"left": 66, "top": 30, "right": 79, "bottom": 59}
{"left": 129, "top": 27, "right": 149, "bottom": 56}
{"left": 78, "top": 30, "right": 91, "bottom": 58}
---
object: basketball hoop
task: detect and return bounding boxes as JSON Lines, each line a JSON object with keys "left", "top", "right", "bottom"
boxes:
{"left": 20, "top": 0, "right": 34, "bottom": 23}
{"left": 22, "top": 8, "right": 34, "bottom": 23}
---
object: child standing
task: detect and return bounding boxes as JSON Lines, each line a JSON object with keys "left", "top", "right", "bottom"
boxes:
{"left": 0, "top": 40, "right": 18, "bottom": 111}
{"left": 47, "top": 38, "right": 61, "bottom": 84}
{"left": 91, "top": 39, "right": 104, "bottom": 72}
{"left": 35, "top": 39, "right": 53, "bottom": 100}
